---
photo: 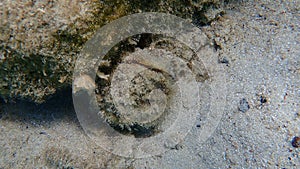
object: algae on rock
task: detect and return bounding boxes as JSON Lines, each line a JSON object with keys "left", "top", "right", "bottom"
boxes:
{"left": 0, "top": 0, "right": 224, "bottom": 103}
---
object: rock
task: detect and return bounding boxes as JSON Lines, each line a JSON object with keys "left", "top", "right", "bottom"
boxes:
{"left": 0, "top": 0, "right": 223, "bottom": 103}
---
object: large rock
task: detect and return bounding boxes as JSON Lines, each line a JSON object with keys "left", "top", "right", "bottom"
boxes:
{"left": 0, "top": 0, "right": 223, "bottom": 103}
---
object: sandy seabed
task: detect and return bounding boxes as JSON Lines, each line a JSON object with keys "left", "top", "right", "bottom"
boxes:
{"left": 0, "top": 0, "right": 299, "bottom": 168}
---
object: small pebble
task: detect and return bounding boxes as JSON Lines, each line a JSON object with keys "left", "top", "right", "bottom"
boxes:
{"left": 238, "top": 98, "right": 250, "bottom": 113}
{"left": 291, "top": 136, "right": 300, "bottom": 148}
{"left": 218, "top": 56, "right": 229, "bottom": 65}
{"left": 39, "top": 131, "right": 47, "bottom": 135}
{"left": 175, "top": 144, "right": 183, "bottom": 150}
{"left": 260, "top": 95, "right": 267, "bottom": 104}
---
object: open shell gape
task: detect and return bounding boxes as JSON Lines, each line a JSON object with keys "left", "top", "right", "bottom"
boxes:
{"left": 95, "top": 35, "right": 209, "bottom": 138}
